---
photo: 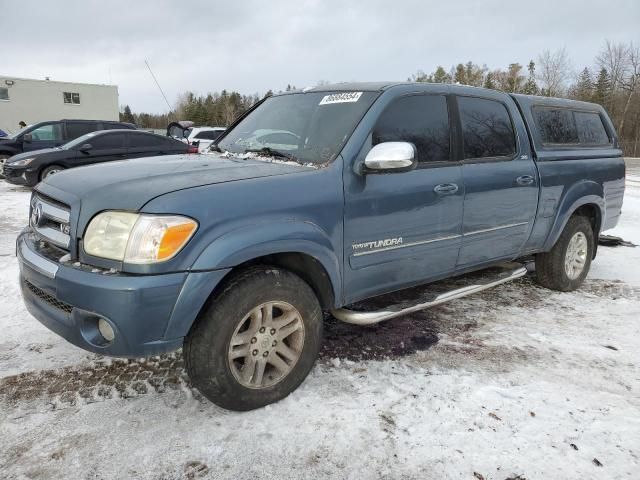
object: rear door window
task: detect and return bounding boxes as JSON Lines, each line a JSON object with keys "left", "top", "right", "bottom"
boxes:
{"left": 373, "top": 94, "right": 450, "bottom": 163}
{"left": 574, "top": 111, "right": 610, "bottom": 145}
{"left": 66, "top": 122, "right": 97, "bottom": 140}
{"left": 90, "top": 132, "right": 126, "bottom": 149}
{"left": 129, "top": 133, "right": 163, "bottom": 148}
{"left": 458, "top": 96, "right": 516, "bottom": 159}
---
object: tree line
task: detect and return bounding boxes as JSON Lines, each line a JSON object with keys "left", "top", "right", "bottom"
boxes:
{"left": 121, "top": 41, "right": 639, "bottom": 156}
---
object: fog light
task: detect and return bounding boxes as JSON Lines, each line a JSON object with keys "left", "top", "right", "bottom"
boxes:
{"left": 98, "top": 318, "right": 115, "bottom": 342}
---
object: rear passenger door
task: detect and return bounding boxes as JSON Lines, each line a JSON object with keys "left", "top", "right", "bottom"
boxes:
{"left": 454, "top": 94, "right": 538, "bottom": 270}
{"left": 343, "top": 93, "right": 464, "bottom": 302}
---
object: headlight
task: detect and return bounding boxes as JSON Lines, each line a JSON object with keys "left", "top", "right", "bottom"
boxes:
{"left": 84, "top": 211, "right": 198, "bottom": 263}
{"left": 10, "top": 157, "right": 35, "bottom": 166}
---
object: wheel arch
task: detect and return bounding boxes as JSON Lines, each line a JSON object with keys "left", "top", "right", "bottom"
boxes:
{"left": 543, "top": 181, "right": 605, "bottom": 256}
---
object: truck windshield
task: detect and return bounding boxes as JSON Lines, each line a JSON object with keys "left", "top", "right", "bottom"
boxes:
{"left": 217, "top": 91, "right": 378, "bottom": 164}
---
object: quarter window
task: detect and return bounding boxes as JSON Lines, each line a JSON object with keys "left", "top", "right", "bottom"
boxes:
{"left": 373, "top": 95, "right": 450, "bottom": 163}
{"left": 63, "top": 92, "right": 81, "bottom": 104}
{"left": 458, "top": 97, "right": 516, "bottom": 159}
{"left": 0, "top": 87, "right": 8, "bottom": 101}
{"left": 574, "top": 111, "right": 609, "bottom": 145}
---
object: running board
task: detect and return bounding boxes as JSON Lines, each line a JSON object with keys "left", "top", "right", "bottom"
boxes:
{"left": 331, "top": 262, "right": 527, "bottom": 325}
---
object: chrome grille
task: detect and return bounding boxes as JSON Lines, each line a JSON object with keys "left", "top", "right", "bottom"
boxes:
{"left": 24, "top": 279, "right": 73, "bottom": 314}
{"left": 30, "top": 194, "right": 71, "bottom": 250}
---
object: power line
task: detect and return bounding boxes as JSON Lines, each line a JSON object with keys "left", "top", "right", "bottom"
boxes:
{"left": 144, "top": 59, "right": 172, "bottom": 112}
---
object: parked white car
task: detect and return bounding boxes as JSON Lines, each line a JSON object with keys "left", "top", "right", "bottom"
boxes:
{"left": 188, "top": 127, "right": 226, "bottom": 152}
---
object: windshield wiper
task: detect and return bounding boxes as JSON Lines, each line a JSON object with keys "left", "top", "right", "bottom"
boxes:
{"left": 244, "top": 147, "right": 295, "bottom": 161}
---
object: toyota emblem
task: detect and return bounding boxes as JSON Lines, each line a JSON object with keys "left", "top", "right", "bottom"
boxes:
{"left": 31, "top": 203, "right": 43, "bottom": 227}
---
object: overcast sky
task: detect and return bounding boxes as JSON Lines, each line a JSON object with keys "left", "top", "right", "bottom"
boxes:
{"left": 2, "top": 0, "right": 638, "bottom": 113}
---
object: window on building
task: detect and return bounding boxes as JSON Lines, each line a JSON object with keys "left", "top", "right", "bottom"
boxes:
{"left": 458, "top": 97, "right": 516, "bottom": 159}
{"left": 0, "top": 87, "right": 8, "bottom": 101}
{"left": 373, "top": 95, "right": 450, "bottom": 163}
{"left": 63, "top": 92, "right": 81, "bottom": 104}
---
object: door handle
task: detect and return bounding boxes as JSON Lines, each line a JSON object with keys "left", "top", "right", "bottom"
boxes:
{"left": 516, "top": 175, "right": 534, "bottom": 186}
{"left": 433, "top": 183, "right": 459, "bottom": 195}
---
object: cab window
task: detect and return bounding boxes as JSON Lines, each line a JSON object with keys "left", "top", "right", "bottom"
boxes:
{"left": 373, "top": 95, "right": 450, "bottom": 163}
{"left": 458, "top": 97, "right": 516, "bottom": 159}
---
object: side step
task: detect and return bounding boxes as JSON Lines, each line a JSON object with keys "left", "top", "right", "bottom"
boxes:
{"left": 331, "top": 262, "right": 528, "bottom": 325}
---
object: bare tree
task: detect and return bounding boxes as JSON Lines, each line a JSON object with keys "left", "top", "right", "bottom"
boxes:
{"left": 618, "top": 43, "right": 639, "bottom": 134}
{"left": 596, "top": 40, "right": 631, "bottom": 91}
{"left": 537, "top": 47, "right": 572, "bottom": 96}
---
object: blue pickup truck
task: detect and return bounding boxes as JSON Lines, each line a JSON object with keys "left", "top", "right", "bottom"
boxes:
{"left": 17, "top": 82, "right": 625, "bottom": 410}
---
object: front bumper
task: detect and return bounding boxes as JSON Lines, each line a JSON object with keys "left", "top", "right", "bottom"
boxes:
{"left": 3, "top": 165, "right": 38, "bottom": 186}
{"left": 17, "top": 232, "right": 230, "bottom": 357}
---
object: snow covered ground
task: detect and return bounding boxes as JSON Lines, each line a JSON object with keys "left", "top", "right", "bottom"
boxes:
{"left": 1, "top": 164, "right": 639, "bottom": 480}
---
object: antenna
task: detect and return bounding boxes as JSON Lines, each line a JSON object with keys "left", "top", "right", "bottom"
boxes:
{"left": 144, "top": 59, "right": 172, "bottom": 112}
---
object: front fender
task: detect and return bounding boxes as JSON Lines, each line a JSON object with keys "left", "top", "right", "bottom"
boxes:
{"left": 192, "top": 220, "right": 342, "bottom": 302}
{"left": 543, "top": 180, "right": 604, "bottom": 251}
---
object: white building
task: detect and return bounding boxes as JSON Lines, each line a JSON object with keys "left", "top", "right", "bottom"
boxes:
{"left": 0, "top": 76, "right": 120, "bottom": 134}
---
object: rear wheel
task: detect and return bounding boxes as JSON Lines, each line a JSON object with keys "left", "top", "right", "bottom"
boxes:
{"left": 40, "top": 164, "right": 65, "bottom": 181}
{"left": 184, "top": 266, "right": 323, "bottom": 411}
{"left": 535, "top": 215, "right": 594, "bottom": 291}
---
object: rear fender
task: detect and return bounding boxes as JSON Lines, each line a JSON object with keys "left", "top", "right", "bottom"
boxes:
{"left": 543, "top": 180, "right": 604, "bottom": 251}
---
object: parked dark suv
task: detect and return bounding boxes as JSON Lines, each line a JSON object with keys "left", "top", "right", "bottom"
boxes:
{"left": 0, "top": 119, "right": 136, "bottom": 169}
{"left": 3, "top": 130, "right": 195, "bottom": 186}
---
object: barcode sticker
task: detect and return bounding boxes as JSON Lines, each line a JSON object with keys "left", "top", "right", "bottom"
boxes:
{"left": 319, "top": 92, "right": 363, "bottom": 105}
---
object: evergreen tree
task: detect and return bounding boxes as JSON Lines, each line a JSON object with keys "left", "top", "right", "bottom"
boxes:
{"left": 483, "top": 72, "right": 497, "bottom": 90}
{"left": 572, "top": 67, "right": 594, "bottom": 101}
{"left": 523, "top": 61, "right": 540, "bottom": 95}
{"left": 120, "top": 105, "right": 136, "bottom": 124}
{"left": 593, "top": 67, "right": 612, "bottom": 107}
{"left": 432, "top": 66, "right": 451, "bottom": 84}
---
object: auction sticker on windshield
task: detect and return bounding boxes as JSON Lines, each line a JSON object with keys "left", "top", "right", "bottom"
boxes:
{"left": 319, "top": 92, "right": 363, "bottom": 105}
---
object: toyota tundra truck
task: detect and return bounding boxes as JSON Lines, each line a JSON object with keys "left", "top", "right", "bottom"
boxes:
{"left": 17, "top": 82, "right": 625, "bottom": 411}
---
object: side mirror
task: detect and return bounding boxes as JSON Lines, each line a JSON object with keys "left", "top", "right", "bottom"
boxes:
{"left": 79, "top": 143, "right": 93, "bottom": 152}
{"left": 23, "top": 133, "right": 32, "bottom": 143}
{"left": 363, "top": 142, "right": 417, "bottom": 174}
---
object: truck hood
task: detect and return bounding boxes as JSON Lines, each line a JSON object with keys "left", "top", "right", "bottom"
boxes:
{"left": 36, "top": 153, "right": 313, "bottom": 224}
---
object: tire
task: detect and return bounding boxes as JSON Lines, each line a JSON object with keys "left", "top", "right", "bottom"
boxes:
{"left": 40, "top": 164, "right": 65, "bottom": 181}
{"left": 184, "top": 266, "right": 323, "bottom": 411}
{"left": 535, "top": 215, "right": 594, "bottom": 292}
{"left": 0, "top": 153, "right": 10, "bottom": 178}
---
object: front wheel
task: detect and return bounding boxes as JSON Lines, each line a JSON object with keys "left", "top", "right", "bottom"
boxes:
{"left": 535, "top": 215, "right": 594, "bottom": 291}
{"left": 184, "top": 266, "right": 323, "bottom": 411}
{"left": 40, "top": 164, "right": 65, "bottom": 181}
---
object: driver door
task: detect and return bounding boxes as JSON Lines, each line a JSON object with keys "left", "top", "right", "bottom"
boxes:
{"left": 22, "top": 123, "right": 64, "bottom": 152}
{"left": 342, "top": 93, "right": 464, "bottom": 303}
